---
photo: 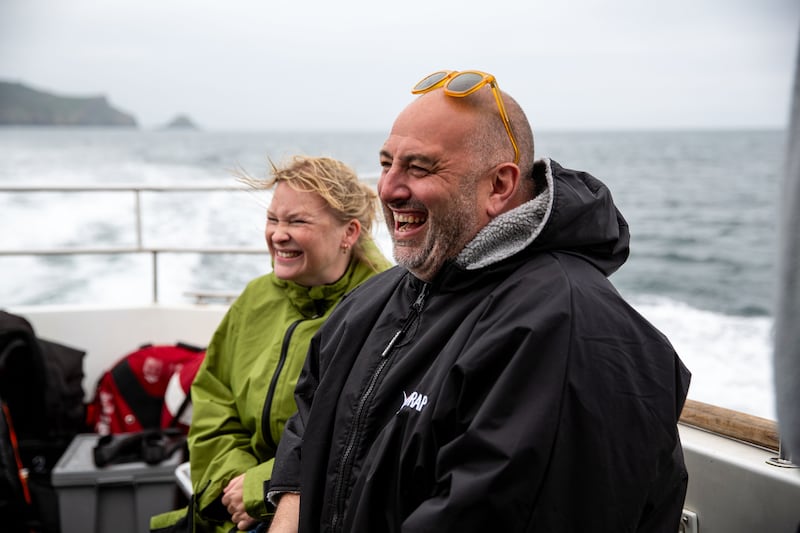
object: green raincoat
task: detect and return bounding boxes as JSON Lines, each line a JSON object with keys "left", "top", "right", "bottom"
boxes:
{"left": 150, "top": 241, "right": 390, "bottom": 532}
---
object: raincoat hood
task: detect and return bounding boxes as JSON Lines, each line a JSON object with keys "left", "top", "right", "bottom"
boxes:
{"left": 456, "top": 158, "right": 630, "bottom": 276}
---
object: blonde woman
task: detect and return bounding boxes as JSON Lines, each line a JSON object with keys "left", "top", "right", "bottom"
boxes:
{"left": 151, "top": 156, "right": 390, "bottom": 533}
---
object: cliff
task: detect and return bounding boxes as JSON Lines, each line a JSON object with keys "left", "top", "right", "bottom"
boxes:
{"left": 0, "top": 81, "right": 138, "bottom": 127}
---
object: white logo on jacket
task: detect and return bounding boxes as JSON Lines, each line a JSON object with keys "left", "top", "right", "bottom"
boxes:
{"left": 400, "top": 391, "right": 429, "bottom": 413}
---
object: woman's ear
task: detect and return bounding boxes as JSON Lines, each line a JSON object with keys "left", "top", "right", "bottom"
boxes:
{"left": 343, "top": 219, "right": 362, "bottom": 248}
{"left": 486, "top": 162, "right": 521, "bottom": 217}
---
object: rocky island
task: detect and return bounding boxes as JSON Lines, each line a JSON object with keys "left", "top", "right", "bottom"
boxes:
{"left": 162, "top": 114, "right": 199, "bottom": 130}
{"left": 0, "top": 81, "right": 138, "bottom": 127}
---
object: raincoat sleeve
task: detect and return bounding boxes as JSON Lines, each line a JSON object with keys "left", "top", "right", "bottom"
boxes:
{"left": 187, "top": 305, "right": 272, "bottom": 521}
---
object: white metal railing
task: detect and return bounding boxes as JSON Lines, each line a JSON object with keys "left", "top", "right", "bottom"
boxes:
{"left": 1, "top": 184, "right": 267, "bottom": 303}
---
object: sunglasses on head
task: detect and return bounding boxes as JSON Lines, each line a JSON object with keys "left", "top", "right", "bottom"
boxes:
{"left": 412, "top": 70, "right": 520, "bottom": 165}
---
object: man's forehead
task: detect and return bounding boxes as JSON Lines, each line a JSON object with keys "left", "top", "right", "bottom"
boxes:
{"left": 381, "top": 130, "right": 442, "bottom": 163}
{"left": 383, "top": 97, "right": 473, "bottom": 159}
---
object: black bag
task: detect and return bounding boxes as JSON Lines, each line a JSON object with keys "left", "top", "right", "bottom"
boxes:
{"left": 0, "top": 310, "right": 87, "bottom": 533}
{"left": 93, "top": 429, "right": 187, "bottom": 468}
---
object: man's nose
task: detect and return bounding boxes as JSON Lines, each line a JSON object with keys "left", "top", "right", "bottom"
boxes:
{"left": 379, "top": 166, "right": 410, "bottom": 203}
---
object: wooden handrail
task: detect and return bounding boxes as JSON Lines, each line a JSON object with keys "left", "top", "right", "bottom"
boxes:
{"left": 679, "top": 399, "right": 779, "bottom": 451}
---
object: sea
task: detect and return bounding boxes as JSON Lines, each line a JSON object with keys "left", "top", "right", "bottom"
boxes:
{"left": 0, "top": 127, "right": 786, "bottom": 420}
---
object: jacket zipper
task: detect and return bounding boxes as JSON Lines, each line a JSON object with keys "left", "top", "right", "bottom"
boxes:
{"left": 262, "top": 319, "right": 303, "bottom": 450}
{"left": 329, "top": 282, "right": 429, "bottom": 532}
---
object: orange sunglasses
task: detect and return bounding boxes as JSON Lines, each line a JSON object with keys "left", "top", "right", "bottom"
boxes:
{"left": 412, "top": 70, "right": 520, "bottom": 164}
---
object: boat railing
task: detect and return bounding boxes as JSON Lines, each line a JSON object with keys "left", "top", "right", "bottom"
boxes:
{"left": 680, "top": 399, "right": 779, "bottom": 451}
{"left": 0, "top": 183, "right": 267, "bottom": 304}
{"left": 680, "top": 399, "right": 800, "bottom": 469}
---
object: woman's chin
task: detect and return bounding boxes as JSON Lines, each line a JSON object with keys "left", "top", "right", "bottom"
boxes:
{"left": 273, "top": 265, "right": 301, "bottom": 282}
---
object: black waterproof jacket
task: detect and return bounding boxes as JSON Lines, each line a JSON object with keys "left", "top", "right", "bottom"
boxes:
{"left": 270, "top": 159, "right": 691, "bottom": 532}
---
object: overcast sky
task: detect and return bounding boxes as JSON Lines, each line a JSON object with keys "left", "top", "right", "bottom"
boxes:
{"left": 1, "top": 0, "right": 798, "bottom": 131}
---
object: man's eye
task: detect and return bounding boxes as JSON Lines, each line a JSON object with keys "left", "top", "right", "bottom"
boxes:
{"left": 409, "top": 165, "right": 430, "bottom": 176}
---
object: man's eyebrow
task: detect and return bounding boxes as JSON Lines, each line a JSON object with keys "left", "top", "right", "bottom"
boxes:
{"left": 379, "top": 150, "right": 437, "bottom": 167}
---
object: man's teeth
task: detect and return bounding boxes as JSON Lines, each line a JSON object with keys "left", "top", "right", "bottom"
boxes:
{"left": 396, "top": 214, "right": 426, "bottom": 232}
{"left": 396, "top": 214, "right": 424, "bottom": 224}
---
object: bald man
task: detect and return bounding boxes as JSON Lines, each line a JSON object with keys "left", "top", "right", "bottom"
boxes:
{"left": 267, "top": 71, "right": 690, "bottom": 533}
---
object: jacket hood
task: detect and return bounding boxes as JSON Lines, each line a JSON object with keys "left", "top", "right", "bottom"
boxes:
{"left": 455, "top": 158, "right": 630, "bottom": 276}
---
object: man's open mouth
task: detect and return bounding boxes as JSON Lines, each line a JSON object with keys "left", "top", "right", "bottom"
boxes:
{"left": 395, "top": 213, "right": 426, "bottom": 233}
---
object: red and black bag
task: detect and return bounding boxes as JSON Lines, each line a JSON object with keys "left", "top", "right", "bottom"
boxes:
{"left": 87, "top": 343, "right": 205, "bottom": 436}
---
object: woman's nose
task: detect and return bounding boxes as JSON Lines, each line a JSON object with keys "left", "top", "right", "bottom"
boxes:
{"left": 269, "top": 226, "right": 290, "bottom": 243}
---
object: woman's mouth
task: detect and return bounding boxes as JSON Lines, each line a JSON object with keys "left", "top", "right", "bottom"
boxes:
{"left": 275, "top": 250, "right": 301, "bottom": 259}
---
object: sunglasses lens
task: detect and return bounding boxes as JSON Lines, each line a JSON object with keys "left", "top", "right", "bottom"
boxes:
{"left": 413, "top": 71, "right": 450, "bottom": 92}
{"left": 446, "top": 72, "right": 485, "bottom": 94}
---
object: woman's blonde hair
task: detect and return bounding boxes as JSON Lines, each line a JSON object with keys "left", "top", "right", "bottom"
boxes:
{"left": 241, "top": 155, "right": 379, "bottom": 266}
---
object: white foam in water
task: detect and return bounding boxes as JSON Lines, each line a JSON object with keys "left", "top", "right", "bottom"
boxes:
{"left": 0, "top": 192, "right": 136, "bottom": 249}
{"left": 631, "top": 295, "right": 775, "bottom": 420}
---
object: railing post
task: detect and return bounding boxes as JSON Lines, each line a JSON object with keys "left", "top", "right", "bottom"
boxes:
{"left": 767, "top": 438, "right": 799, "bottom": 468}
{"left": 151, "top": 251, "right": 158, "bottom": 304}
{"left": 135, "top": 189, "right": 143, "bottom": 249}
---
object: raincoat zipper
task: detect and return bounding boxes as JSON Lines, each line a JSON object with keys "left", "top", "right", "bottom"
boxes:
{"left": 329, "top": 282, "right": 429, "bottom": 532}
{"left": 262, "top": 319, "right": 303, "bottom": 450}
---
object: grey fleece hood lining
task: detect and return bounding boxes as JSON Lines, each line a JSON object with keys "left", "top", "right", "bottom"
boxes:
{"left": 455, "top": 158, "right": 555, "bottom": 270}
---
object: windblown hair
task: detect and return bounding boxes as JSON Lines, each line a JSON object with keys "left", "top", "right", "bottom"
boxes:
{"left": 240, "top": 155, "right": 380, "bottom": 266}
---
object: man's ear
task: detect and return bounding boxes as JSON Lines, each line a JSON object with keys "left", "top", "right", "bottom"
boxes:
{"left": 486, "top": 162, "right": 521, "bottom": 217}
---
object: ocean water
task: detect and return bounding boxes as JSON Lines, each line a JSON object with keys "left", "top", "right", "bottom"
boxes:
{"left": 0, "top": 128, "right": 784, "bottom": 419}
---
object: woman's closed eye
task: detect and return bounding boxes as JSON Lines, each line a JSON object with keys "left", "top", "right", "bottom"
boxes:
{"left": 267, "top": 215, "right": 309, "bottom": 225}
